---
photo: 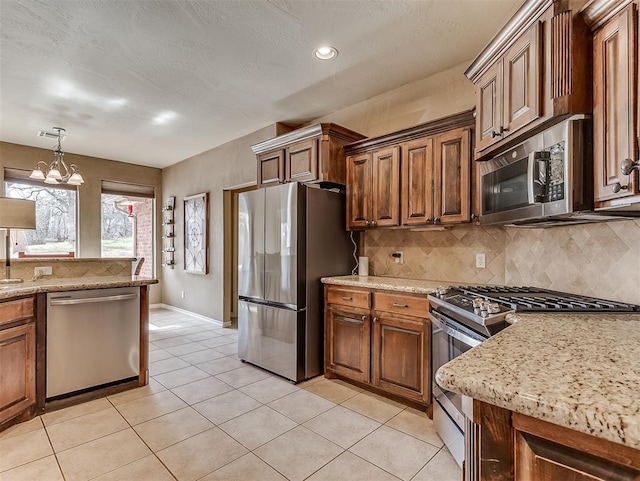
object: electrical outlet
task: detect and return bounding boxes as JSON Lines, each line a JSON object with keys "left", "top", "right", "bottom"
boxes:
{"left": 476, "top": 253, "right": 486, "bottom": 269}
{"left": 181, "top": 291, "right": 185, "bottom": 299}
{"left": 34, "top": 266, "right": 52, "bottom": 276}
{"left": 391, "top": 251, "right": 404, "bottom": 265}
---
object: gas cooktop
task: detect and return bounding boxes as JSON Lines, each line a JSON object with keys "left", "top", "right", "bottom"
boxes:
{"left": 453, "top": 286, "right": 639, "bottom": 313}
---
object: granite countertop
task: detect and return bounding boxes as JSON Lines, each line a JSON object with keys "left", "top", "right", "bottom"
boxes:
{"left": 0, "top": 276, "right": 158, "bottom": 300}
{"left": 321, "top": 275, "right": 450, "bottom": 294}
{"left": 436, "top": 312, "right": 640, "bottom": 450}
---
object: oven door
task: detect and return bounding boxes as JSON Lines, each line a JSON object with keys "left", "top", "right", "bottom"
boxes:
{"left": 430, "top": 309, "right": 486, "bottom": 467}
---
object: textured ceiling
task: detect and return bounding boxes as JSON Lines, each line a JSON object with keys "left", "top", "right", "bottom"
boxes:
{"left": 0, "top": 0, "right": 521, "bottom": 168}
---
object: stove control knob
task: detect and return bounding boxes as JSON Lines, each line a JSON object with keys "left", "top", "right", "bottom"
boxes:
{"left": 487, "top": 303, "right": 501, "bottom": 314}
{"left": 435, "top": 286, "right": 448, "bottom": 298}
{"left": 472, "top": 297, "right": 484, "bottom": 308}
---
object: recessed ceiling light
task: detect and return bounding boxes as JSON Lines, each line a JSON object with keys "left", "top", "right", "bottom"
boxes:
{"left": 314, "top": 46, "right": 338, "bottom": 60}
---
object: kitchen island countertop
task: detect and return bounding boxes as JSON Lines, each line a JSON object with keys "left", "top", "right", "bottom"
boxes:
{"left": 321, "top": 275, "right": 448, "bottom": 294}
{"left": 436, "top": 312, "right": 640, "bottom": 450}
{"left": 0, "top": 276, "right": 158, "bottom": 300}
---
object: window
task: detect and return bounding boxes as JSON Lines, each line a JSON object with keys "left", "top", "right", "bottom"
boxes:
{"left": 4, "top": 175, "right": 77, "bottom": 257}
{"left": 101, "top": 181, "right": 155, "bottom": 277}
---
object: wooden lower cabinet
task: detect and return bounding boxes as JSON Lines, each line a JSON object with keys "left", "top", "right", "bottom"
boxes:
{"left": 0, "top": 297, "right": 37, "bottom": 429}
{"left": 325, "top": 305, "right": 370, "bottom": 383}
{"left": 475, "top": 401, "right": 640, "bottom": 481}
{"left": 371, "top": 311, "right": 429, "bottom": 405}
{"left": 324, "top": 285, "right": 431, "bottom": 412}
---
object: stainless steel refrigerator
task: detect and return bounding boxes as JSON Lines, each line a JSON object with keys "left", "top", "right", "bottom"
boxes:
{"left": 237, "top": 182, "right": 352, "bottom": 382}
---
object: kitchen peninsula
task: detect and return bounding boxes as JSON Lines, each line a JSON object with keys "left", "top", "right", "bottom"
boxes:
{"left": 436, "top": 312, "right": 640, "bottom": 479}
{"left": 0, "top": 265, "right": 157, "bottom": 433}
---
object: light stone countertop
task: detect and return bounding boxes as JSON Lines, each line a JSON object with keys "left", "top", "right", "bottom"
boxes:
{"left": 321, "top": 275, "right": 450, "bottom": 294}
{"left": 436, "top": 312, "right": 640, "bottom": 450}
{"left": 0, "top": 276, "right": 158, "bottom": 300}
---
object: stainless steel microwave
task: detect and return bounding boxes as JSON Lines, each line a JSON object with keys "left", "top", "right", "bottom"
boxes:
{"left": 479, "top": 116, "right": 596, "bottom": 227}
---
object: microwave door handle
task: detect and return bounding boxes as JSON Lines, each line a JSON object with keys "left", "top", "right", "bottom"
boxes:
{"left": 527, "top": 151, "right": 536, "bottom": 204}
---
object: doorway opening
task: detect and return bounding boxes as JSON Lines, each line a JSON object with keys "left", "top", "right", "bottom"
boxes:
{"left": 222, "top": 183, "right": 256, "bottom": 323}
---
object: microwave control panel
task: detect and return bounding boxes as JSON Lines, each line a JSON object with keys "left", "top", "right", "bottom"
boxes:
{"left": 541, "top": 141, "right": 565, "bottom": 202}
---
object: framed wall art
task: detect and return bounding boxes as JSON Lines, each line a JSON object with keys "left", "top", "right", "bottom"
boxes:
{"left": 183, "top": 192, "right": 209, "bottom": 274}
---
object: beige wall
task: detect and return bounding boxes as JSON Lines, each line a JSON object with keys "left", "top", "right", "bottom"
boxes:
{"left": 160, "top": 124, "right": 280, "bottom": 321}
{"left": 312, "top": 61, "right": 476, "bottom": 137}
{"left": 0, "top": 141, "right": 163, "bottom": 303}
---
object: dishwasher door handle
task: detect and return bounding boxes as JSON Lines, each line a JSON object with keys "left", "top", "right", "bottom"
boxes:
{"left": 49, "top": 293, "right": 138, "bottom": 306}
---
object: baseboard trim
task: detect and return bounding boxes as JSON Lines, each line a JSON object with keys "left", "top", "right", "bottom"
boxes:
{"left": 150, "top": 303, "right": 231, "bottom": 328}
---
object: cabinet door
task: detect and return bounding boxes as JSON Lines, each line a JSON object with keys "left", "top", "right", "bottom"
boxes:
{"left": 401, "top": 137, "right": 434, "bottom": 225}
{"left": 286, "top": 138, "right": 318, "bottom": 183}
{"left": 325, "top": 305, "right": 370, "bottom": 383}
{"left": 503, "top": 21, "right": 542, "bottom": 136}
{"left": 476, "top": 61, "right": 503, "bottom": 152}
{"left": 372, "top": 146, "right": 400, "bottom": 227}
{"left": 371, "top": 311, "right": 428, "bottom": 404}
{"left": 346, "top": 153, "right": 372, "bottom": 230}
{"left": 515, "top": 431, "right": 640, "bottom": 481}
{"left": 258, "top": 150, "right": 284, "bottom": 188}
{"left": 593, "top": 4, "right": 638, "bottom": 202}
{"left": 434, "top": 128, "right": 471, "bottom": 224}
{"left": 0, "top": 323, "right": 36, "bottom": 425}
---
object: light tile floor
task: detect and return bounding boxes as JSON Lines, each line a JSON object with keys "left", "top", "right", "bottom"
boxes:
{"left": 0, "top": 308, "right": 462, "bottom": 481}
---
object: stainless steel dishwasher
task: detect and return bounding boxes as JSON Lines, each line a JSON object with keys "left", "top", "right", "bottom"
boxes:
{"left": 46, "top": 287, "right": 140, "bottom": 399}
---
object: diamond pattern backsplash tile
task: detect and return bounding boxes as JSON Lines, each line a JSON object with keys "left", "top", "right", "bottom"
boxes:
{"left": 9, "top": 259, "right": 133, "bottom": 280}
{"left": 364, "top": 225, "right": 506, "bottom": 285}
{"left": 505, "top": 219, "right": 640, "bottom": 305}
{"left": 364, "top": 219, "right": 640, "bottom": 306}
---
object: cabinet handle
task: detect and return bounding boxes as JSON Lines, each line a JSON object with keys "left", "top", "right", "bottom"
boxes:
{"left": 433, "top": 217, "right": 441, "bottom": 224}
{"left": 491, "top": 126, "right": 509, "bottom": 138}
{"left": 370, "top": 220, "right": 377, "bottom": 226}
{"left": 621, "top": 158, "right": 639, "bottom": 176}
{"left": 612, "top": 183, "right": 629, "bottom": 194}
{"left": 335, "top": 314, "right": 365, "bottom": 324}
{"left": 353, "top": 159, "right": 367, "bottom": 165}
{"left": 373, "top": 316, "right": 379, "bottom": 323}
{"left": 365, "top": 220, "right": 371, "bottom": 226}
{"left": 341, "top": 296, "right": 353, "bottom": 301}
{"left": 471, "top": 213, "right": 478, "bottom": 220}
{"left": 392, "top": 303, "right": 409, "bottom": 308}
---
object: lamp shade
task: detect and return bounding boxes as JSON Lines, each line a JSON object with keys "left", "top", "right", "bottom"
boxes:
{"left": 0, "top": 198, "right": 37, "bottom": 229}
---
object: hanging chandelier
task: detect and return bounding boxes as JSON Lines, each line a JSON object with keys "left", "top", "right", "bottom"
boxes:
{"left": 29, "top": 127, "right": 84, "bottom": 186}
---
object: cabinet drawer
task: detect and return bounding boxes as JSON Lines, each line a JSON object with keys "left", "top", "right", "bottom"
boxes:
{"left": 373, "top": 292, "right": 429, "bottom": 317}
{"left": 0, "top": 298, "right": 35, "bottom": 328}
{"left": 326, "top": 286, "right": 370, "bottom": 309}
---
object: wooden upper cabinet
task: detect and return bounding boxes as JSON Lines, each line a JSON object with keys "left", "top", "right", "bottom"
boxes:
{"left": 592, "top": 3, "right": 639, "bottom": 203}
{"left": 372, "top": 147, "right": 400, "bottom": 227}
{"left": 467, "top": 2, "right": 591, "bottom": 160}
{"left": 476, "top": 61, "right": 503, "bottom": 152}
{"left": 252, "top": 123, "right": 365, "bottom": 188}
{"left": 346, "top": 153, "right": 372, "bottom": 230}
{"left": 434, "top": 128, "right": 471, "bottom": 224}
{"left": 475, "top": 21, "right": 542, "bottom": 153}
{"left": 502, "top": 21, "right": 542, "bottom": 136}
{"left": 286, "top": 138, "right": 318, "bottom": 183}
{"left": 401, "top": 137, "right": 434, "bottom": 225}
{"left": 344, "top": 109, "right": 475, "bottom": 231}
{"left": 257, "top": 150, "right": 284, "bottom": 188}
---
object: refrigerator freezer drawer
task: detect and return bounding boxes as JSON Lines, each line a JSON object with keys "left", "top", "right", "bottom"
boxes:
{"left": 238, "top": 300, "right": 304, "bottom": 382}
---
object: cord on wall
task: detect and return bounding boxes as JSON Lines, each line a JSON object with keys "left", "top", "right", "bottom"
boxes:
{"left": 350, "top": 231, "right": 359, "bottom": 275}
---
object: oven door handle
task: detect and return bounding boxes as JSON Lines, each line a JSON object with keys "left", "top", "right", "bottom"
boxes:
{"left": 429, "top": 312, "right": 483, "bottom": 348}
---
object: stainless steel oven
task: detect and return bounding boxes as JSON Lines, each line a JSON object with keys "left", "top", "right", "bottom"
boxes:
{"left": 430, "top": 309, "right": 485, "bottom": 467}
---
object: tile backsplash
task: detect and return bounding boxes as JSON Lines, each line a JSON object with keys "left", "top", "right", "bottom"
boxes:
{"left": 364, "top": 225, "right": 506, "bottom": 285}
{"left": 9, "top": 258, "right": 134, "bottom": 280}
{"left": 363, "top": 219, "right": 640, "bottom": 305}
{"left": 505, "top": 219, "right": 640, "bottom": 305}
